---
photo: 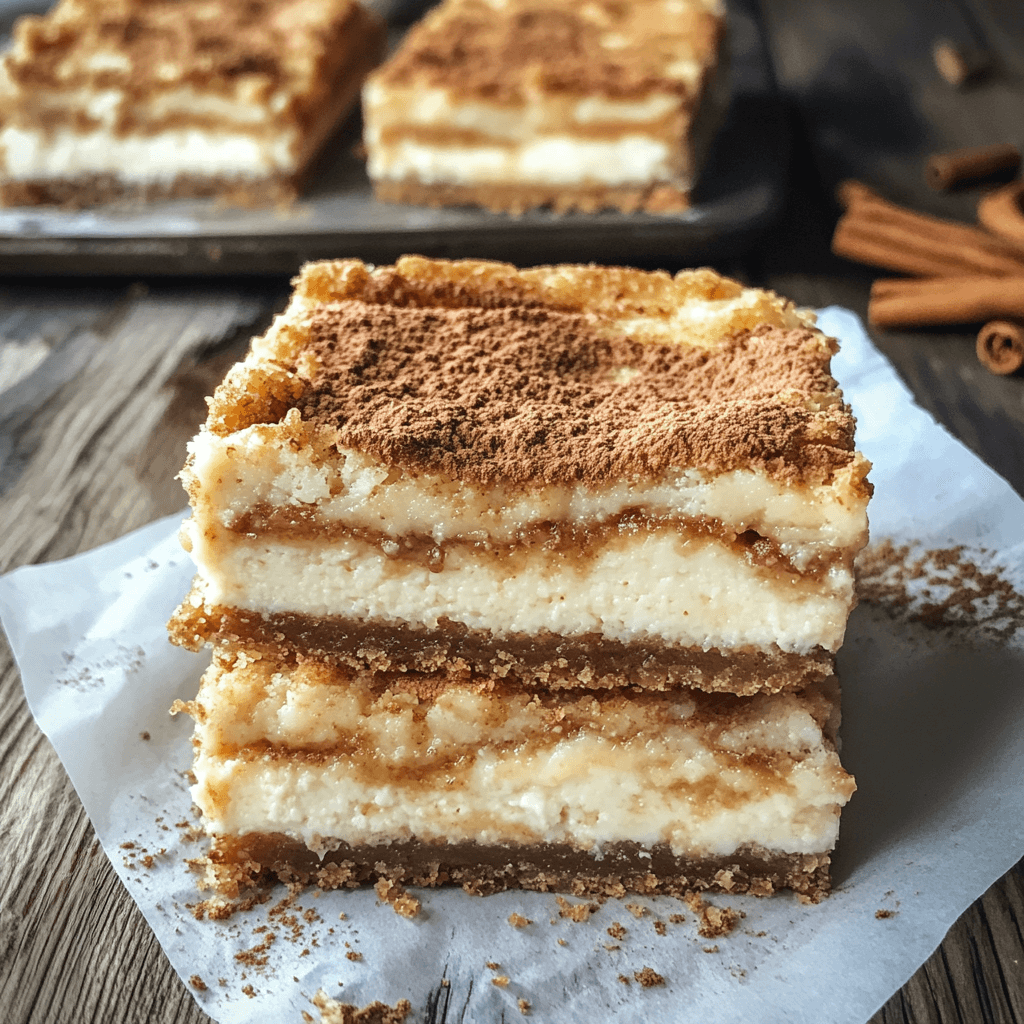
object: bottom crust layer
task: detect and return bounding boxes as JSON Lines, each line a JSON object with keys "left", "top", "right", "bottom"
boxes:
{"left": 202, "top": 834, "right": 832, "bottom": 903}
{"left": 371, "top": 177, "right": 692, "bottom": 215}
{"left": 169, "top": 594, "right": 834, "bottom": 697}
{"left": 0, "top": 171, "right": 300, "bottom": 210}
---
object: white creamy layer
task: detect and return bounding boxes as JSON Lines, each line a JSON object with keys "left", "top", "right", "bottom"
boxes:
{"left": 185, "top": 430, "right": 870, "bottom": 566}
{"left": 365, "top": 135, "right": 678, "bottom": 188}
{"left": 0, "top": 125, "right": 296, "bottom": 182}
{"left": 185, "top": 531, "right": 855, "bottom": 652}
{"left": 192, "top": 678, "right": 852, "bottom": 857}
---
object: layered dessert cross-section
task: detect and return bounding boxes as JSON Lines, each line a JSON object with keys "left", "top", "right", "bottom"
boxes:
{"left": 0, "top": 0, "right": 385, "bottom": 207}
{"left": 179, "top": 652, "right": 855, "bottom": 901}
{"left": 362, "top": 0, "right": 726, "bottom": 214}
{"left": 170, "top": 256, "right": 872, "bottom": 699}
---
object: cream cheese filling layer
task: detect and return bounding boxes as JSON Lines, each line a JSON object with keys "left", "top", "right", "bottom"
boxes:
{"left": 184, "top": 430, "right": 870, "bottom": 564}
{"left": 184, "top": 530, "right": 856, "bottom": 652}
{"left": 0, "top": 125, "right": 297, "bottom": 182}
{"left": 364, "top": 135, "right": 679, "bottom": 188}
{"left": 191, "top": 670, "right": 852, "bottom": 858}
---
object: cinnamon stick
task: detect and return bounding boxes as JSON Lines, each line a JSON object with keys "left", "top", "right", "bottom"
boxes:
{"left": 977, "top": 181, "right": 1024, "bottom": 248}
{"left": 926, "top": 143, "right": 1021, "bottom": 191}
{"left": 833, "top": 191, "right": 1024, "bottom": 277}
{"left": 868, "top": 276, "right": 1024, "bottom": 329}
{"left": 976, "top": 320, "right": 1024, "bottom": 375}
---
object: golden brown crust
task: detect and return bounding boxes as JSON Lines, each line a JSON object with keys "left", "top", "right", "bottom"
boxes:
{"left": 371, "top": 0, "right": 722, "bottom": 104}
{"left": 168, "top": 590, "right": 836, "bottom": 697}
{"left": 200, "top": 833, "right": 833, "bottom": 902}
{"left": 371, "top": 176, "right": 692, "bottom": 215}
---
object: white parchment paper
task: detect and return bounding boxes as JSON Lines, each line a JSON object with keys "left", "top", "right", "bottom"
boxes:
{"left": 2, "top": 307, "right": 1023, "bottom": 1024}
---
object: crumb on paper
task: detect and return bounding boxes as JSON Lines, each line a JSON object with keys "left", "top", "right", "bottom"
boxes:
{"left": 607, "top": 922, "right": 627, "bottom": 940}
{"left": 624, "top": 902, "right": 648, "bottom": 919}
{"left": 654, "top": 920, "right": 667, "bottom": 936}
{"left": 234, "top": 931, "right": 277, "bottom": 969}
{"left": 485, "top": 961, "right": 500, "bottom": 970}
{"left": 140, "top": 731, "right": 150, "bottom": 740}
{"left": 518, "top": 998, "right": 531, "bottom": 1015}
{"left": 617, "top": 975, "right": 631, "bottom": 986}
{"left": 685, "top": 894, "right": 744, "bottom": 938}
{"left": 189, "top": 975, "right": 207, "bottom": 991}
{"left": 556, "top": 896, "right": 598, "bottom": 922}
{"left": 703, "top": 945, "right": 720, "bottom": 954}
{"left": 374, "top": 878, "right": 421, "bottom": 918}
{"left": 604, "top": 943, "right": 621, "bottom": 952}
{"left": 346, "top": 951, "right": 363, "bottom": 962}
{"left": 242, "top": 984, "right": 256, "bottom": 998}
{"left": 120, "top": 842, "right": 135, "bottom": 850}
{"left": 557, "top": 938, "right": 568, "bottom": 947}
{"left": 876, "top": 909, "right": 897, "bottom": 919}
{"left": 634, "top": 967, "right": 666, "bottom": 987}
{"left": 668, "top": 913, "right": 685, "bottom": 924}
{"left": 508, "top": 913, "right": 532, "bottom": 928}
{"left": 311, "top": 990, "right": 412, "bottom": 1024}
{"left": 492, "top": 976, "right": 510, "bottom": 988}
{"left": 338, "top": 912, "right": 347, "bottom": 921}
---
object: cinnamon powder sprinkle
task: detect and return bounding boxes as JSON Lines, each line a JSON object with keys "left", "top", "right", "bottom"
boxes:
{"left": 297, "top": 302, "right": 857, "bottom": 488}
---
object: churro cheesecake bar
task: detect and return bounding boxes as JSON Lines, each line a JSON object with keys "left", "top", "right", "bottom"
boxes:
{"left": 0, "top": 0, "right": 385, "bottom": 207}
{"left": 170, "top": 256, "right": 871, "bottom": 697}
{"left": 362, "top": 0, "right": 725, "bottom": 214}
{"left": 179, "top": 653, "right": 855, "bottom": 901}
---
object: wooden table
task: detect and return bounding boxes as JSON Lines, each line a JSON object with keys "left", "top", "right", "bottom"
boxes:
{"left": 2, "top": 3, "right": 1024, "bottom": 1020}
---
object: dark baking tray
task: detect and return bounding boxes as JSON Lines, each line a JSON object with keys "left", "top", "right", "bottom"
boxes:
{"left": 0, "top": 0, "right": 787, "bottom": 275}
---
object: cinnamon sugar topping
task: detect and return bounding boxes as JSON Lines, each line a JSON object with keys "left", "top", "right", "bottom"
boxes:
{"left": 296, "top": 301, "right": 856, "bottom": 487}
{"left": 374, "top": 0, "right": 721, "bottom": 103}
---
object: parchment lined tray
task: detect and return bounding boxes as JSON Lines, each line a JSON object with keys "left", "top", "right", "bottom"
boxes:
{"left": 0, "top": 0, "right": 787, "bottom": 275}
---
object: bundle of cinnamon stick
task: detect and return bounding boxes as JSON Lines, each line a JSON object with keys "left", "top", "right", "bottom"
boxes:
{"left": 831, "top": 168, "right": 1024, "bottom": 375}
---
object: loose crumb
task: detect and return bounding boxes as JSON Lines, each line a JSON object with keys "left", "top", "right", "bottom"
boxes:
{"left": 604, "top": 943, "right": 621, "bottom": 952}
{"left": 140, "top": 731, "right": 150, "bottom": 740}
{"left": 875, "top": 909, "right": 897, "bottom": 919}
{"left": 346, "top": 951, "right": 363, "bottom": 962}
{"left": 311, "top": 991, "right": 413, "bottom": 1024}
{"left": 492, "top": 976, "right": 510, "bottom": 988}
{"left": 508, "top": 913, "right": 532, "bottom": 929}
{"left": 703, "top": 945, "right": 720, "bottom": 954}
{"left": 668, "top": 914, "right": 685, "bottom": 924}
{"left": 374, "top": 878, "right": 421, "bottom": 919}
{"left": 242, "top": 984, "right": 256, "bottom": 998}
{"left": 518, "top": 998, "right": 531, "bottom": 1015}
{"left": 189, "top": 975, "right": 207, "bottom": 991}
{"left": 557, "top": 938, "right": 568, "bottom": 947}
{"left": 556, "top": 896, "right": 598, "bottom": 922}
{"left": 485, "top": 961, "right": 500, "bottom": 970}
{"left": 634, "top": 967, "right": 666, "bottom": 987}
{"left": 686, "top": 895, "right": 744, "bottom": 939}
{"left": 624, "top": 903, "right": 648, "bottom": 919}
{"left": 218, "top": 979, "right": 227, "bottom": 987}
{"left": 607, "top": 922, "right": 627, "bottom": 940}
{"left": 617, "top": 974, "right": 631, "bottom": 986}
{"left": 654, "top": 921, "right": 667, "bottom": 936}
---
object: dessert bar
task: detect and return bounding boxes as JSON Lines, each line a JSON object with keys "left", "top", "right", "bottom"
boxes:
{"left": 170, "top": 257, "right": 871, "bottom": 698}
{"left": 0, "top": 0, "right": 385, "bottom": 207}
{"left": 362, "top": 0, "right": 725, "bottom": 214}
{"left": 182, "top": 652, "right": 854, "bottom": 902}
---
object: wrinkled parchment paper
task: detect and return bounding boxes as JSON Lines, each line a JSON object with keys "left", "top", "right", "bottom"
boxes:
{"left": 2, "top": 308, "right": 1022, "bottom": 1024}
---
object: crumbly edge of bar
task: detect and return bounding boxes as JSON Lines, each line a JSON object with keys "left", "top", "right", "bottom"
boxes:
{"left": 370, "top": 177, "right": 692, "bottom": 215}
{"left": 167, "top": 590, "right": 835, "bottom": 697}
{"left": 198, "top": 833, "right": 832, "bottom": 903}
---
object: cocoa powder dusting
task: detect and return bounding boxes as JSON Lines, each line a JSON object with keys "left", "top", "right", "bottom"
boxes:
{"left": 297, "top": 302, "right": 856, "bottom": 487}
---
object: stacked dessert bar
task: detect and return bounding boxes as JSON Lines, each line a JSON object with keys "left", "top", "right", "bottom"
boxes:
{"left": 0, "top": 0, "right": 385, "bottom": 207}
{"left": 170, "top": 256, "right": 869, "bottom": 902}
{"left": 362, "top": 0, "right": 725, "bottom": 214}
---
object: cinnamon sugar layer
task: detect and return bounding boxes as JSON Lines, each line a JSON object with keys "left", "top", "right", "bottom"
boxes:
{"left": 370, "top": 0, "right": 722, "bottom": 104}
{"left": 294, "top": 301, "right": 857, "bottom": 488}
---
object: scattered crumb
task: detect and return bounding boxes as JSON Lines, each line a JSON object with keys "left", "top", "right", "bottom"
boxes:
{"left": 120, "top": 842, "right": 135, "bottom": 850}
{"left": 556, "top": 896, "right": 598, "bottom": 922}
{"left": 311, "top": 990, "right": 412, "bottom": 1024}
{"left": 604, "top": 944, "right": 621, "bottom": 952}
{"left": 607, "top": 922, "right": 627, "bottom": 940}
{"left": 339, "top": 912, "right": 348, "bottom": 921}
{"left": 654, "top": 921, "right": 667, "bottom": 936}
{"left": 634, "top": 967, "right": 666, "bottom": 987}
{"left": 234, "top": 931, "right": 277, "bottom": 970}
{"left": 218, "top": 979, "right": 227, "bottom": 987}
{"left": 518, "top": 998, "right": 531, "bottom": 1015}
{"left": 686, "top": 896, "right": 744, "bottom": 939}
{"left": 668, "top": 914, "right": 685, "bottom": 924}
{"left": 485, "top": 962, "right": 500, "bottom": 970}
{"left": 140, "top": 731, "right": 150, "bottom": 741}
{"left": 189, "top": 975, "right": 207, "bottom": 991}
{"left": 703, "top": 945, "right": 720, "bottom": 954}
{"left": 557, "top": 939, "right": 568, "bottom": 947}
{"left": 624, "top": 903, "right": 648, "bottom": 919}
{"left": 303, "top": 1014, "right": 315, "bottom": 1023}
{"left": 346, "top": 951, "right": 363, "bottom": 962}
{"left": 441, "top": 979, "right": 449, "bottom": 988}
{"left": 374, "top": 878, "right": 421, "bottom": 918}
{"left": 875, "top": 909, "right": 897, "bottom": 919}
{"left": 491, "top": 976, "right": 510, "bottom": 988}
{"left": 241, "top": 984, "right": 256, "bottom": 998}
{"left": 508, "top": 913, "right": 532, "bottom": 929}
{"left": 617, "top": 975, "right": 631, "bottom": 986}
